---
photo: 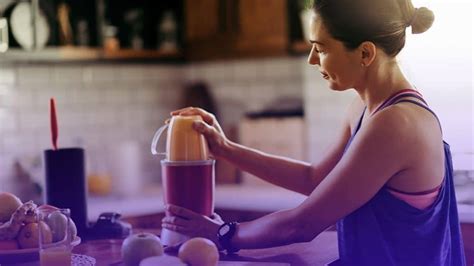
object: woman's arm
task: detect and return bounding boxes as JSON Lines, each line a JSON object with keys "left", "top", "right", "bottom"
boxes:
{"left": 220, "top": 123, "right": 349, "bottom": 195}
{"left": 229, "top": 107, "right": 412, "bottom": 249}
{"left": 173, "top": 102, "right": 356, "bottom": 196}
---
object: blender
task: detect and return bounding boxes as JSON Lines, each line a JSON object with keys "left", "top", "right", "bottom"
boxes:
{"left": 151, "top": 115, "right": 215, "bottom": 246}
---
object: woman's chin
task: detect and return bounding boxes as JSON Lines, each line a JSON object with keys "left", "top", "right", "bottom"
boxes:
{"left": 327, "top": 82, "right": 344, "bottom": 91}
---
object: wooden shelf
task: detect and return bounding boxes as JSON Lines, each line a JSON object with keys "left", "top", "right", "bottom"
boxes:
{"left": 101, "top": 47, "right": 181, "bottom": 60}
{"left": 0, "top": 47, "right": 183, "bottom": 63}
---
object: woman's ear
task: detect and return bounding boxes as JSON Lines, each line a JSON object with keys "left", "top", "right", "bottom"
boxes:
{"left": 359, "top": 41, "right": 377, "bottom": 67}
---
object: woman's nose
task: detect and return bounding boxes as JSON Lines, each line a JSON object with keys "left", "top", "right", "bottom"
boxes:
{"left": 307, "top": 46, "right": 320, "bottom": 66}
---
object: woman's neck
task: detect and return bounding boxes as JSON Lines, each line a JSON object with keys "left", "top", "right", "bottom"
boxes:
{"left": 355, "top": 60, "right": 413, "bottom": 115}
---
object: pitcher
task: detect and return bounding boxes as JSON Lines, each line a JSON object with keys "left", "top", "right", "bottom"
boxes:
{"left": 151, "top": 115, "right": 209, "bottom": 161}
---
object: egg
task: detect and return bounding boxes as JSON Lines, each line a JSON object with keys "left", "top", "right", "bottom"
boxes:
{"left": 178, "top": 237, "right": 219, "bottom": 266}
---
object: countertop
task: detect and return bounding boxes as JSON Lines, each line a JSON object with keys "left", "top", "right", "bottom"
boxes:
{"left": 87, "top": 184, "right": 474, "bottom": 224}
{"left": 73, "top": 230, "right": 339, "bottom": 266}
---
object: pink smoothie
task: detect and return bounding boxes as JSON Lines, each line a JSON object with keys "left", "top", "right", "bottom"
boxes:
{"left": 161, "top": 160, "right": 214, "bottom": 216}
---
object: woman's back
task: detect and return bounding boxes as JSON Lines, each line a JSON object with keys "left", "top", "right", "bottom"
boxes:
{"left": 338, "top": 91, "right": 465, "bottom": 265}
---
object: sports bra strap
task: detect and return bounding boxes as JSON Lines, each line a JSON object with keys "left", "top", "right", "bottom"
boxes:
{"left": 372, "top": 89, "right": 423, "bottom": 115}
{"left": 391, "top": 99, "right": 443, "bottom": 134}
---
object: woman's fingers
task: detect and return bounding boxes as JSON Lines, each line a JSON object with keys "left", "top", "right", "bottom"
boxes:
{"left": 170, "top": 106, "right": 195, "bottom": 115}
{"left": 192, "top": 121, "right": 215, "bottom": 136}
{"left": 162, "top": 216, "right": 190, "bottom": 227}
{"left": 162, "top": 223, "right": 188, "bottom": 234}
{"left": 170, "top": 107, "right": 215, "bottom": 125}
{"left": 166, "top": 204, "right": 201, "bottom": 220}
{"left": 210, "top": 213, "right": 224, "bottom": 223}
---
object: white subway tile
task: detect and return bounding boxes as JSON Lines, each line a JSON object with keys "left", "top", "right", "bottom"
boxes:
{"left": 0, "top": 155, "right": 14, "bottom": 182}
{"left": 135, "top": 88, "right": 159, "bottom": 105}
{"left": 74, "top": 87, "right": 105, "bottom": 105}
{"left": 17, "top": 66, "right": 52, "bottom": 85}
{"left": 153, "top": 65, "right": 183, "bottom": 83}
{"left": 233, "top": 60, "right": 258, "bottom": 82}
{"left": 0, "top": 68, "right": 16, "bottom": 84}
{"left": 117, "top": 65, "right": 146, "bottom": 82}
{"left": 0, "top": 109, "right": 17, "bottom": 132}
{"left": 202, "top": 62, "right": 234, "bottom": 83}
{"left": 59, "top": 111, "right": 86, "bottom": 128}
{"left": 17, "top": 87, "right": 41, "bottom": 108}
{"left": 157, "top": 86, "right": 183, "bottom": 107}
{"left": 104, "top": 88, "right": 131, "bottom": 105}
{"left": 260, "top": 58, "right": 292, "bottom": 81}
{"left": 2, "top": 132, "right": 38, "bottom": 156}
{"left": 52, "top": 66, "right": 84, "bottom": 83}
{"left": 84, "top": 65, "right": 118, "bottom": 82}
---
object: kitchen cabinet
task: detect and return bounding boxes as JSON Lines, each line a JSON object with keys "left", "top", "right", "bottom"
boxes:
{"left": 184, "top": 0, "right": 288, "bottom": 60}
{"left": 0, "top": 0, "right": 185, "bottom": 62}
{"left": 0, "top": 0, "right": 308, "bottom": 62}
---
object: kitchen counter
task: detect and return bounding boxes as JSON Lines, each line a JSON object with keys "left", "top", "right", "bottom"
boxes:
{"left": 88, "top": 184, "right": 474, "bottom": 224}
{"left": 73, "top": 230, "right": 338, "bottom": 266}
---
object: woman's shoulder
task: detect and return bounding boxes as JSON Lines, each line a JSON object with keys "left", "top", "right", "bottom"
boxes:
{"left": 369, "top": 100, "right": 443, "bottom": 153}
{"left": 375, "top": 99, "right": 440, "bottom": 134}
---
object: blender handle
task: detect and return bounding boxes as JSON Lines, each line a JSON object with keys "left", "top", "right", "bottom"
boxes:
{"left": 151, "top": 124, "right": 168, "bottom": 156}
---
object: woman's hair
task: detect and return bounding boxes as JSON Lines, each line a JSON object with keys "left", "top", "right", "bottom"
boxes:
{"left": 312, "top": 0, "right": 434, "bottom": 57}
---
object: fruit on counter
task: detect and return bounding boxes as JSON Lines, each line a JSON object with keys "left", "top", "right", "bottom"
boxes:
{"left": 17, "top": 221, "right": 53, "bottom": 249}
{"left": 121, "top": 233, "right": 163, "bottom": 266}
{"left": 0, "top": 201, "right": 37, "bottom": 241}
{"left": 178, "top": 237, "right": 219, "bottom": 266}
{"left": 45, "top": 210, "right": 77, "bottom": 242}
{"left": 88, "top": 174, "right": 112, "bottom": 195}
{"left": 37, "top": 204, "right": 59, "bottom": 214}
{"left": 0, "top": 192, "right": 23, "bottom": 223}
{"left": 0, "top": 239, "right": 19, "bottom": 250}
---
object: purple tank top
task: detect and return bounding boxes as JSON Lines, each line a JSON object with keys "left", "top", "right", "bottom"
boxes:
{"left": 337, "top": 91, "right": 466, "bottom": 265}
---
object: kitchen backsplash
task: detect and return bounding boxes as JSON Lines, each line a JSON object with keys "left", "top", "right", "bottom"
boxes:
{"left": 1, "top": 56, "right": 472, "bottom": 198}
{"left": 0, "top": 57, "right": 305, "bottom": 194}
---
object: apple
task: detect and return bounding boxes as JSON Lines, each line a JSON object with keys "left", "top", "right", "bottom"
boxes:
{"left": 0, "top": 239, "right": 19, "bottom": 250}
{"left": 0, "top": 192, "right": 22, "bottom": 223}
{"left": 44, "top": 211, "right": 77, "bottom": 242}
{"left": 178, "top": 237, "right": 219, "bottom": 266}
{"left": 17, "top": 221, "right": 53, "bottom": 249}
{"left": 121, "top": 233, "right": 163, "bottom": 266}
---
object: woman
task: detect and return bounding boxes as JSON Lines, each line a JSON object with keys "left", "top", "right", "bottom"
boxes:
{"left": 162, "top": 0, "right": 466, "bottom": 264}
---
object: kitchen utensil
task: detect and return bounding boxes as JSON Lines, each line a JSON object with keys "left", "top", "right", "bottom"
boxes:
{"left": 50, "top": 98, "right": 58, "bottom": 150}
{"left": 151, "top": 115, "right": 214, "bottom": 246}
{"left": 151, "top": 115, "right": 209, "bottom": 161}
{"left": 9, "top": 1, "right": 49, "bottom": 50}
{"left": 44, "top": 148, "right": 88, "bottom": 237}
{"left": 0, "top": 17, "right": 8, "bottom": 52}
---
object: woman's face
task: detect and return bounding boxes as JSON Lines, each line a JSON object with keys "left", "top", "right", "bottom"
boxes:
{"left": 307, "top": 15, "right": 364, "bottom": 91}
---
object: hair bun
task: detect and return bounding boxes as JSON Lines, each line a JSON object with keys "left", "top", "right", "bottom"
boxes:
{"left": 410, "top": 6, "right": 435, "bottom": 34}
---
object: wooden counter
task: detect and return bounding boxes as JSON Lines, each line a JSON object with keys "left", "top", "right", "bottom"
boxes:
{"left": 73, "top": 230, "right": 339, "bottom": 266}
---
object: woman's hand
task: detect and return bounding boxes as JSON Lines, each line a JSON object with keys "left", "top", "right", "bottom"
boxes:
{"left": 170, "top": 107, "right": 229, "bottom": 158}
{"left": 161, "top": 204, "right": 224, "bottom": 246}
